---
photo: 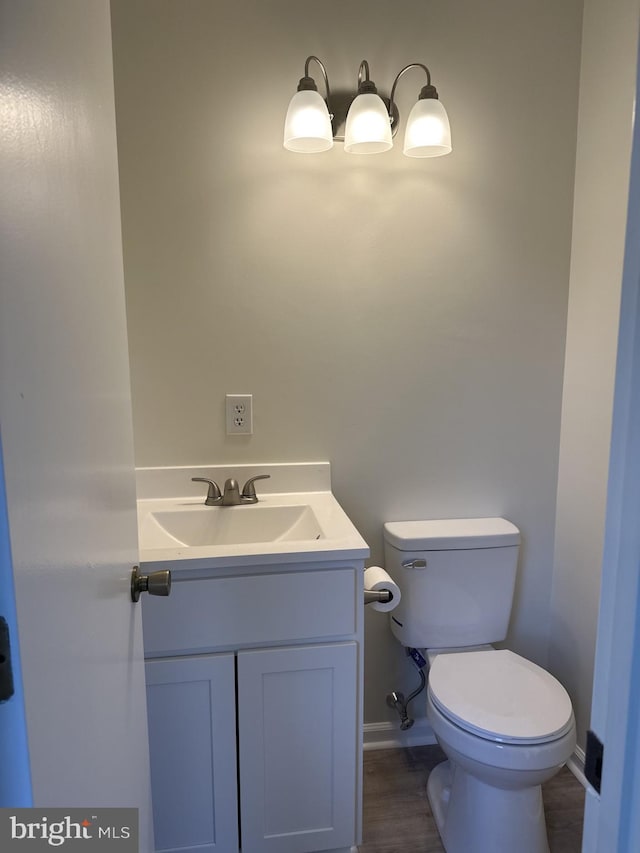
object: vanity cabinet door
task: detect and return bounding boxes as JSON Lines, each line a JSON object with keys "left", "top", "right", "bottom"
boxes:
{"left": 237, "top": 642, "right": 358, "bottom": 853}
{"left": 146, "top": 654, "right": 239, "bottom": 853}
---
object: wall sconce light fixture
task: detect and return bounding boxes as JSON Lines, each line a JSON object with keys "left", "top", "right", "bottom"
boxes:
{"left": 283, "top": 56, "right": 452, "bottom": 157}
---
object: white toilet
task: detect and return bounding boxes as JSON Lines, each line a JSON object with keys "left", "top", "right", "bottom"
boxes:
{"left": 384, "top": 517, "right": 576, "bottom": 853}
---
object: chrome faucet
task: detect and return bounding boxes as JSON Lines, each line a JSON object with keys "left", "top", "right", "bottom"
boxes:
{"left": 191, "top": 477, "right": 222, "bottom": 505}
{"left": 191, "top": 474, "right": 270, "bottom": 506}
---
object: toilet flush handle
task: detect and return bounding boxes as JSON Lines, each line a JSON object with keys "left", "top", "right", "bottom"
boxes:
{"left": 401, "top": 559, "right": 427, "bottom": 569}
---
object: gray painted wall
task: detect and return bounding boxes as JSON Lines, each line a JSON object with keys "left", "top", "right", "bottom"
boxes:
{"left": 550, "top": 0, "right": 640, "bottom": 750}
{"left": 111, "top": 0, "right": 582, "bottom": 725}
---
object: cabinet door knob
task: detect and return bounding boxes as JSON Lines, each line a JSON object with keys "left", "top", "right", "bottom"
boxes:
{"left": 131, "top": 566, "right": 172, "bottom": 603}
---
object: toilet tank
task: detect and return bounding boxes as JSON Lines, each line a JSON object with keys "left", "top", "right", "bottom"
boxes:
{"left": 383, "top": 518, "right": 521, "bottom": 649}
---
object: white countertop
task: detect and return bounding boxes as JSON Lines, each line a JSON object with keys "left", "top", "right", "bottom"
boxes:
{"left": 136, "top": 463, "right": 369, "bottom": 570}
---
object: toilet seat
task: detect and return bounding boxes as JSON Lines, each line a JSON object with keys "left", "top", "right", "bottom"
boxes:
{"left": 428, "top": 649, "right": 574, "bottom": 744}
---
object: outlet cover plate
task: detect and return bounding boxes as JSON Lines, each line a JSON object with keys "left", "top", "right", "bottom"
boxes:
{"left": 226, "top": 394, "right": 253, "bottom": 435}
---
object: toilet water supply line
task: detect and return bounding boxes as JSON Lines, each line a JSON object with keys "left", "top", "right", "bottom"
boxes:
{"left": 387, "top": 648, "right": 427, "bottom": 730}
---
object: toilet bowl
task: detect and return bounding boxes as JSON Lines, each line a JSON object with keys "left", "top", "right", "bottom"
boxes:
{"left": 425, "top": 648, "right": 576, "bottom": 853}
{"left": 383, "top": 518, "right": 577, "bottom": 853}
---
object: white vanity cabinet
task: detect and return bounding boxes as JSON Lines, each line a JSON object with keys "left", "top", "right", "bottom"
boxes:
{"left": 141, "top": 560, "right": 364, "bottom": 853}
{"left": 237, "top": 642, "right": 357, "bottom": 853}
{"left": 145, "top": 653, "right": 239, "bottom": 852}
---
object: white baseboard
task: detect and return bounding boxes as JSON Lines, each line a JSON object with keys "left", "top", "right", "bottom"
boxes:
{"left": 363, "top": 718, "right": 437, "bottom": 751}
{"left": 567, "top": 744, "right": 588, "bottom": 789}
{"left": 365, "top": 721, "right": 590, "bottom": 794}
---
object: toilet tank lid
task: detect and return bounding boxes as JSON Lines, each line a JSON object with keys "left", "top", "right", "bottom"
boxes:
{"left": 383, "top": 518, "right": 520, "bottom": 551}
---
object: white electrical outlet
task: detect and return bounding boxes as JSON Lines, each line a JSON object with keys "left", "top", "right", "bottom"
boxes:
{"left": 226, "top": 394, "right": 253, "bottom": 435}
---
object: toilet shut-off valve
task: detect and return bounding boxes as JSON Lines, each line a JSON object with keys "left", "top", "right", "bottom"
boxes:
{"left": 386, "top": 648, "right": 427, "bottom": 731}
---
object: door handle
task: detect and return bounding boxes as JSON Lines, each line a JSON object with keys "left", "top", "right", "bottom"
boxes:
{"left": 130, "top": 566, "right": 172, "bottom": 603}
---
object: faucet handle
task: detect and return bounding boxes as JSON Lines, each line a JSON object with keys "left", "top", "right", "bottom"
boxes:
{"left": 241, "top": 474, "right": 271, "bottom": 500}
{"left": 191, "top": 477, "right": 222, "bottom": 505}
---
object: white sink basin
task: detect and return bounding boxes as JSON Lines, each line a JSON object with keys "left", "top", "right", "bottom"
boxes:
{"left": 136, "top": 464, "right": 369, "bottom": 569}
{"left": 142, "top": 504, "right": 323, "bottom": 548}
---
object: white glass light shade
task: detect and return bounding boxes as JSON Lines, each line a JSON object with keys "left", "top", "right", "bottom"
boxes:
{"left": 283, "top": 90, "right": 333, "bottom": 153}
{"left": 403, "top": 98, "right": 452, "bottom": 157}
{"left": 344, "top": 93, "right": 393, "bottom": 154}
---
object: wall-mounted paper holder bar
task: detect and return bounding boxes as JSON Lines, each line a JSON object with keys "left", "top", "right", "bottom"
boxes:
{"left": 364, "top": 589, "right": 392, "bottom": 606}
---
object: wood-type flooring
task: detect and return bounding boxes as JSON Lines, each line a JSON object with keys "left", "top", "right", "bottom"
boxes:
{"left": 360, "top": 745, "right": 585, "bottom": 853}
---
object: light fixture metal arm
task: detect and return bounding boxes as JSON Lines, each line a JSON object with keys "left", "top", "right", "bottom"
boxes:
{"left": 302, "top": 55, "right": 333, "bottom": 118}
{"left": 356, "top": 59, "right": 380, "bottom": 95}
{"left": 388, "top": 62, "right": 435, "bottom": 125}
{"left": 358, "top": 59, "right": 371, "bottom": 86}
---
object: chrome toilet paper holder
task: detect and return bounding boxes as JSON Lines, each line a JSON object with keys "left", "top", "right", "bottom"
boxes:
{"left": 364, "top": 589, "right": 392, "bottom": 606}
